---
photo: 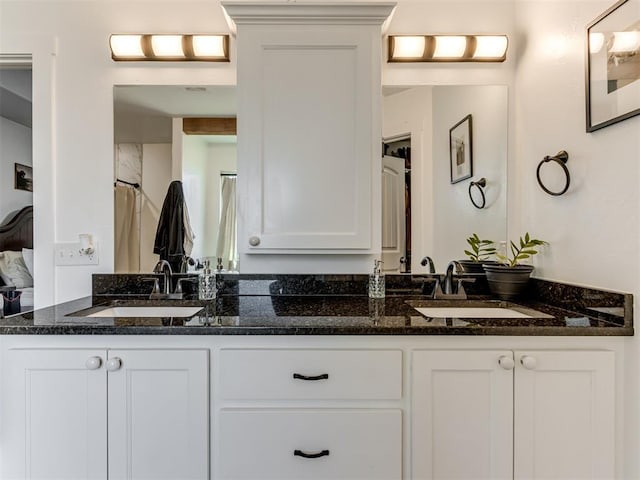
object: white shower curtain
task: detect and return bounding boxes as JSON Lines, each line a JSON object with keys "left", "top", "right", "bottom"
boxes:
{"left": 114, "top": 185, "right": 140, "bottom": 272}
{"left": 216, "top": 176, "right": 237, "bottom": 270}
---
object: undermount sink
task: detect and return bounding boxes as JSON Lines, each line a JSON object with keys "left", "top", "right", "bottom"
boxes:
{"left": 406, "top": 300, "right": 553, "bottom": 319}
{"left": 85, "top": 306, "right": 204, "bottom": 318}
{"left": 414, "top": 307, "right": 533, "bottom": 319}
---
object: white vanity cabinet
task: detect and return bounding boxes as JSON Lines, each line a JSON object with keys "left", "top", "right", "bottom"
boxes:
{"left": 0, "top": 337, "right": 620, "bottom": 480}
{"left": 215, "top": 348, "right": 403, "bottom": 480}
{"left": 224, "top": 2, "right": 395, "bottom": 257}
{"left": 412, "top": 349, "right": 615, "bottom": 480}
{"left": 0, "top": 348, "right": 209, "bottom": 480}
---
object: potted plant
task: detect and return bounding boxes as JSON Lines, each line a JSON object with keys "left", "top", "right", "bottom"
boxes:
{"left": 482, "top": 233, "right": 547, "bottom": 299}
{"left": 459, "top": 233, "right": 497, "bottom": 274}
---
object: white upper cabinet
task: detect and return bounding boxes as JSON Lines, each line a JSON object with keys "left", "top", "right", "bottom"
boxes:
{"left": 224, "top": 2, "right": 395, "bottom": 255}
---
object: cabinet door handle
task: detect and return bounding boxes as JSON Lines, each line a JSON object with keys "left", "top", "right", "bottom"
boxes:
{"left": 106, "top": 357, "right": 122, "bottom": 372}
{"left": 293, "top": 373, "right": 329, "bottom": 381}
{"left": 85, "top": 356, "right": 102, "bottom": 370}
{"left": 498, "top": 355, "right": 515, "bottom": 370}
{"left": 520, "top": 355, "right": 537, "bottom": 370}
{"left": 294, "top": 449, "right": 330, "bottom": 459}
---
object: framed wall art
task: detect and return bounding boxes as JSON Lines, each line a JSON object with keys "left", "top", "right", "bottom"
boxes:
{"left": 449, "top": 114, "right": 473, "bottom": 183}
{"left": 586, "top": 0, "right": 640, "bottom": 132}
{"left": 14, "top": 163, "right": 33, "bottom": 192}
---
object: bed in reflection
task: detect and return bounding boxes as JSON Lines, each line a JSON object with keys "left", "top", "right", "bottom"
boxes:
{"left": 0, "top": 205, "right": 34, "bottom": 313}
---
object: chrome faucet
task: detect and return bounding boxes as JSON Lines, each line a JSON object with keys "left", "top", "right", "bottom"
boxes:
{"left": 420, "top": 256, "right": 436, "bottom": 273}
{"left": 153, "top": 260, "right": 173, "bottom": 295}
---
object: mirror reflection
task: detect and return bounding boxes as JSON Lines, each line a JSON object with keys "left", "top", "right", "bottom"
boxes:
{"left": 113, "top": 84, "right": 507, "bottom": 276}
{"left": 382, "top": 85, "right": 508, "bottom": 273}
{"left": 113, "top": 85, "right": 238, "bottom": 273}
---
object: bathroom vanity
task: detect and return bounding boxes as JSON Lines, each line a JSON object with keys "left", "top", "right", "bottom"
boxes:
{"left": 0, "top": 274, "right": 631, "bottom": 480}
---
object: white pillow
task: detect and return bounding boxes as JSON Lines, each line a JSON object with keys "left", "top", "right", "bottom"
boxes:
{"left": 0, "top": 251, "right": 33, "bottom": 289}
{"left": 22, "top": 248, "right": 34, "bottom": 277}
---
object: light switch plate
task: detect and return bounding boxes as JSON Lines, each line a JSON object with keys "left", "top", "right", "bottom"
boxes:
{"left": 54, "top": 242, "right": 99, "bottom": 266}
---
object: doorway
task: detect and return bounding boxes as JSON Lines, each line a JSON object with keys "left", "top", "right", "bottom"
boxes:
{"left": 382, "top": 135, "right": 411, "bottom": 273}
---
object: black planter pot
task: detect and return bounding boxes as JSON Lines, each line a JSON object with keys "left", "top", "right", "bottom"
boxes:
{"left": 458, "top": 259, "right": 499, "bottom": 274}
{"left": 482, "top": 264, "right": 534, "bottom": 300}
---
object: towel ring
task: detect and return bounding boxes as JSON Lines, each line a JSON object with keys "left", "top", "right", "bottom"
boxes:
{"left": 536, "top": 150, "right": 570, "bottom": 196}
{"left": 468, "top": 177, "right": 487, "bottom": 209}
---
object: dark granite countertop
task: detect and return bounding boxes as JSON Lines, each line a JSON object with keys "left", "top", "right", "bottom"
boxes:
{"left": 0, "top": 284, "right": 633, "bottom": 336}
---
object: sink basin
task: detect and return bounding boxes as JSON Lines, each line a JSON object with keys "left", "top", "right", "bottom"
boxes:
{"left": 414, "top": 307, "right": 532, "bottom": 319}
{"left": 406, "top": 299, "right": 553, "bottom": 319}
{"left": 86, "top": 306, "right": 203, "bottom": 318}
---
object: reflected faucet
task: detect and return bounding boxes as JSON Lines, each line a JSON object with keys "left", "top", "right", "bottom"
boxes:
{"left": 420, "top": 256, "right": 436, "bottom": 273}
{"left": 431, "top": 260, "right": 470, "bottom": 299}
{"left": 153, "top": 260, "right": 173, "bottom": 295}
{"left": 443, "top": 260, "right": 462, "bottom": 295}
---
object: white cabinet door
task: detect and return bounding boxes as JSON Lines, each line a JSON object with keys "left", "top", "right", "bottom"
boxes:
{"left": 382, "top": 155, "right": 407, "bottom": 273}
{"left": 1, "top": 349, "right": 108, "bottom": 480}
{"left": 514, "top": 350, "right": 615, "bottom": 480}
{"left": 412, "top": 350, "right": 514, "bottom": 480}
{"left": 237, "top": 25, "right": 379, "bottom": 253}
{"left": 107, "top": 349, "right": 209, "bottom": 480}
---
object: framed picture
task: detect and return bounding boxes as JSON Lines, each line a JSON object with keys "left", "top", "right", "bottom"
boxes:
{"left": 14, "top": 163, "right": 33, "bottom": 192}
{"left": 449, "top": 114, "right": 473, "bottom": 184}
{"left": 586, "top": 0, "right": 640, "bottom": 132}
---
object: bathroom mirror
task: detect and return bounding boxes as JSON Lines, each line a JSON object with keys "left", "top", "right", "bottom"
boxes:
{"left": 382, "top": 85, "right": 508, "bottom": 274}
{"left": 113, "top": 85, "right": 237, "bottom": 273}
{"left": 113, "top": 84, "right": 507, "bottom": 275}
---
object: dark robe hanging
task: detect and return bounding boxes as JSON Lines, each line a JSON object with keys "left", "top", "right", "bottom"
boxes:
{"left": 153, "top": 180, "right": 186, "bottom": 272}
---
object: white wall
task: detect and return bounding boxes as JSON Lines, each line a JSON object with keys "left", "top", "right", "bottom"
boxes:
{"left": 0, "top": 116, "right": 32, "bottom": 221}
{"left": 182, "top": 137, "right": 237, "bottom": 264}
{"left": 140, "top": 144, "right": 172, "bottom": 273}
{"left": 514, "top": 1, "right": 640, "bottom": 291}
{"left": 182, "top": 135, "right": 209, "bottom": 264}
{"left": 205, "top": 142, "right": 237, "bottom": 261}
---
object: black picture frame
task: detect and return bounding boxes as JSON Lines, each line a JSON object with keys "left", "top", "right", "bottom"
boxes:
{"left": 14, "top": 163, "right": 33, "bottom": 192}
{"left": 449, "top": 114, "right": 473, "bottom": 184}
{"left": 586, "top": 0, "right": 640, "bottom": 132}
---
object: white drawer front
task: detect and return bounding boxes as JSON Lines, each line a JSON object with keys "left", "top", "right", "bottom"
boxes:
{"left": 217, "top": 409, "right": 402, "bottom": 480}
{"left": 219, "top": 349, "right": 402, "bottom": 400}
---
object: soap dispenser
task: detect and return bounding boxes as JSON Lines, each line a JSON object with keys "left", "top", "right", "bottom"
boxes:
{"left": 368, "top": 260, "right": 385, "bottom": 298}
{"left": 198, "top": 260, "right": 216, "bottom": 300}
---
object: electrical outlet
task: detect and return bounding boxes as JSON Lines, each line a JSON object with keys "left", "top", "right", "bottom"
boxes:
{"left": 55, "top": 242, "right": 99, "bottom": 266}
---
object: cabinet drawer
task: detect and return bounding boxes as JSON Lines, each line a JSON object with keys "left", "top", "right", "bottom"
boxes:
{"left": 219, "top": 349, "right": 402, "bottom": 400}
{"left": 217, "top": 409, "right": 402, "bottom": 479}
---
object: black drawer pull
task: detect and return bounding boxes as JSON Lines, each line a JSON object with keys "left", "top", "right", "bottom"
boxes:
{"left": 294, "top": 449, "right": 330, "bottom": 459}
{"left": 293, "top": 373, "right": 329, "bottom": 381}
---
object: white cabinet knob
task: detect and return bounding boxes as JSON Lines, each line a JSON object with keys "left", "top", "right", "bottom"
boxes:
{"left": 106, "top": 357, "right": 122, "bottom": 372}
{"left": 85, "top": 356, "right": 102, "bottom": 370}
{"left": 498, "top": 355, "right": 515, "bottom": 370}
{"left": 249, "top": 236, "right": 261, "bottom": 246}
{"left": 520, "top": 355, "right": 537, "bottom": 370}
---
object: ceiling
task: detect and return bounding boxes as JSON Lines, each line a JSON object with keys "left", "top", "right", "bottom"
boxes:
{"left": 0, "top": 68, "right": 32, "bottom": 128}
{"left": 113, "top": 85, "right": 237, "bottom": 144}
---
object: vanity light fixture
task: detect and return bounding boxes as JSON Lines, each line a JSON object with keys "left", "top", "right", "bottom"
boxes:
{"left": 109, "top": 34, "right": 229, "bottom": 61}
{"left": 388, "top": 35, "right": 508, "bottom": 62}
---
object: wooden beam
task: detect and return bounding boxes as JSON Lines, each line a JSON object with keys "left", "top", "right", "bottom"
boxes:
{"left": 183, "top": 117, "right": 237, "bottom": 135}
